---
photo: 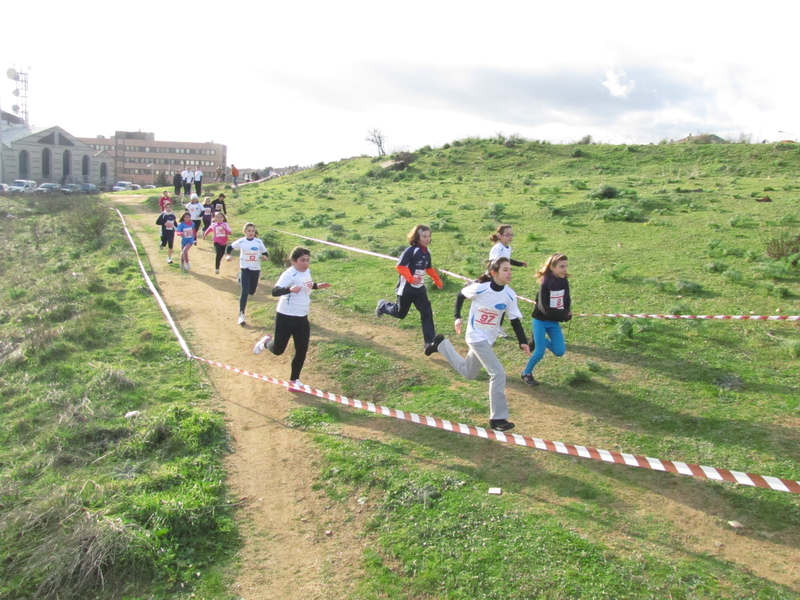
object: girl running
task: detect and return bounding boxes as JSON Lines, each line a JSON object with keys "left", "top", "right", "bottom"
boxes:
{"left": 230, "top": 222, "right": 269, "bottom": 326}
{"left": 520, "top": 253, "right": 571, "bottom": 386}
{"left": 201, "top": 197, "right": 214, "bottom": 233}
{"left": 175, "top": 211, "right": 197, "bottom": 271}
{"left": 155, "top": 201, "right": 177, "bottom": 264}
{"left": 489, "top": 224, "right": 527, "bottom": 267}
{"left": 489, "top": 224, "right": 527, "bottom": 338}
{"left": 203, "top": 212, "right": 233, "bottom": 274}
{"left": 184, "top": 193, "right": 203, "bottom": 238}
{"left": 253, "top": 247, "right": 331, "bottom": 388}
{"left": 375, "top": 224, "right": 443, "bottom": 355}
{"left": 428, "top": 257, "right": 530, "bottom": 432}
{"left": 159, "top": 190, "right": 171, "bottom": 212}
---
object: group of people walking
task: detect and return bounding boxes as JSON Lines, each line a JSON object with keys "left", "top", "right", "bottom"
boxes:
{"left": 155, "top": 201, "right": 571, "bottom": 431}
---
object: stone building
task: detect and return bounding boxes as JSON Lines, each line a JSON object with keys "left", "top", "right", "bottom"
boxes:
{"left": 1, "top": 112, "right": 114, "bottom": 186}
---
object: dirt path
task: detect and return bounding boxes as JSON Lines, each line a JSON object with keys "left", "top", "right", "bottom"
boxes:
{"left": 114, "top": 196, "right": 800, "bottom": 596}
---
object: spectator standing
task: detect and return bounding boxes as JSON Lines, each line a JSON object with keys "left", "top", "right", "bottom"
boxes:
{"left": 172, "top": 171, "right": 182, "bottom": 196}
{"left": 182, "top": 166, "right": 193, "bottom": 196}
{"left": 231, "top": 164, "right": 240, "bottom": 187}
{"left": 194, "top": 167, "right": 203, "bottom": 195}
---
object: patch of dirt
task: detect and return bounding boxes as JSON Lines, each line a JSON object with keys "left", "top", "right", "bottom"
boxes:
{"left": 114, "top": 196, "right": 800, "bottom": 596}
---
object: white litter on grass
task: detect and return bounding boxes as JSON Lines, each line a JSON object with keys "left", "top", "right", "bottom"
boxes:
{"left": 124, "top": 410, "right": 141, "bottom": 419}
{"left": 488, "top": 488, "right": 502, "bottom": 495}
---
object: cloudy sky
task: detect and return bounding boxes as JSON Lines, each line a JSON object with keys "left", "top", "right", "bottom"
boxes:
{"left": 1, "top": 0, "right": 796, "bottom": 168}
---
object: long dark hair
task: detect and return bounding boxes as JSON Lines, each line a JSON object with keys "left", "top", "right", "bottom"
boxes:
{"left": 535, "top": 253, "right": 568, "bottom": 283}
{"left": 476, "top": 256, "right": 510, "bottom": 284}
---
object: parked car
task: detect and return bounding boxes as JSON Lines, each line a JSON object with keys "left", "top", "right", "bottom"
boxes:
{"left": 111, "top": 181, "right": 134, "bottom": 191}
{"left": 36, "top": 183, "right": 62, "bottom": 194}
{"left": 8, "top": 180, "right": 37, "bottom": 193}
{"left": 61, "top": 183, "right": 82, "bottom": 194}
{"left": 143, "top": 184, "right": 156, "bottom": 189}
{"left": 81, "top": 183, "right": 99, "bottom": 194}
{"left": 131, "top": 184, "right": 142, "bottom": 190}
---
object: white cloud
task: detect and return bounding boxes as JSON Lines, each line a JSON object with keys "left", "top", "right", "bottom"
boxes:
{"left": 602, "top": 70, "right": 636, "bottom": 98}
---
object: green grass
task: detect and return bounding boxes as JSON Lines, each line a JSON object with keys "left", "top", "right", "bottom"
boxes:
{"left": 224, "top": 139, "right": 800, "bottom": 598}
{"left": 0, "top": 195, "right": 239, "bottom": 600}
{"left": 10, "top": 138, "right": 800, "bottom": 598}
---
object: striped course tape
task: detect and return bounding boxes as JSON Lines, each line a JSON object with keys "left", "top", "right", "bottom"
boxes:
{"left": 114, "top": 210, "right": 800, "bottom": 494}
{"left": 274, "top": 229, "right": 798, "bottom": 321}
{"left": 577, "top": 313, "right": 800, "bottom": 321}
{"left": 192, "top": 356, "right": 800, "bottom": 495}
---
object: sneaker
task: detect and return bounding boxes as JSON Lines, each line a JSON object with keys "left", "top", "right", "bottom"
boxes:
{"left": 167, "top": 258, "right": 173, "bottom": 264}
{"left": 520, "top": 373, "right": 539, "bottom": 386}
{"left": 497, "top": 327, "right": 509, "bottom": 339}
{"left": 238, "top": 312, "right": 246, "bottom": 326}
{"left": 489, "top": 419, "right": 515, "bottom": 432}
{"left": 375, "top": 299, "right": 385, "bottom": 317}
{"left": 215, "top": 268, "right": 220, "bottom": 274}
{"left": 289, "top": 379, "right": 305, "bottom": 392}
{"left": 185, "top": 262, "right": 190, "bottom": 271}
{"left": 253, "top": 333, "right": 272, "bottom": 355}
{"left": 226, "top": 254, "right": 232, "bottom": 262}
{"left": 424, "top": 334, "right": 445, "bottom": 356}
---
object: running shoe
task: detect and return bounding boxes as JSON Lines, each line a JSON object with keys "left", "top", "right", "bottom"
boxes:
{"left": 253, "top": 333, "right": 272, "bottom": 355}
{"left": 215, "top": 268, "right": 220, "bottom": 274}
{"left": 424, "top": 334, "right": 445, "bottom": 356}
{"left": 489, "top": 419, "right": 515, "bottom": 432}
{"left": 238, "top": 312, "right": 246, "bottom": 326}
{"left": 375, "top": 299, "right": 386, "bottom": 317}
{"left": 520, "top": 373, "right": 539, "bottom": 386}
{"left": 167, "top": 258, "right": 173, "bottom": 264}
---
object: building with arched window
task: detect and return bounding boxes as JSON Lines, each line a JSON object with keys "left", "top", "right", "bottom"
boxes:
{"left": 1, "top": 113, "right": 115, "bottom": 188}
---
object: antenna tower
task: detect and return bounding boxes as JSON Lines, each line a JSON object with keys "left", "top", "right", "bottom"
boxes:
{"left": 7, "top": 67, "right": 29, "bottom": 125}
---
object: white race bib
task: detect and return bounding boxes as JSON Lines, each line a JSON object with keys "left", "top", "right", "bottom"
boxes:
{"left": 474, "top": 306, "right": 501, "bottom": 330}
{"left": 550, "top": 289, "right": 565, "bottom": 309}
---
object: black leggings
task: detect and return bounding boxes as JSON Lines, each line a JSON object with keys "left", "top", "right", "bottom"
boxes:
{"left": 213, "top": 242, "right": 231, "bottom": 269}
{"left": 383, "top": 285, "right": 436, "bottom": 344}
{"left": 268, "top": 312, "right": 310, "bottom": 381}
{"left": 239, "top": 268, "right": 260, "bottom": 313}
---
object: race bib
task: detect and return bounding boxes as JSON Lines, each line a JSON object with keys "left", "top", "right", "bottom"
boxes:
{"left": 474, "top": 306, "right": 501, "bottom": 330}
{"left": 204, "top": 207, "right": 212, "bottom": 215}
{"left": 214, "top": 225, "right": 226, "bottom": 237}
{"left": 165, "top": 221, "right": 174, "bottom": 230}
{"left": 550, "top": 289, "right": 565, "bottom": 309}
{"left": 243, "top": 250, "right": 259, "bottom": 262}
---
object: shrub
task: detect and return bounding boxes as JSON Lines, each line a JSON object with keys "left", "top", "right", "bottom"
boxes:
{"left": 762, "top": 228, "right": 800, "bottom": 259}
{"left": 482, "top": 203, "right": 506, "bottom": 221}
{"left": 704, "top": 261, "right": 728, "bottom": 273}
{"left": 587, "top": 185, "right": 619, "bottom": 199}
{"left": 62, "top": 198, "right": 110, "bottom": 239}
{"left": 722, "top": 269, "right": 743, "bottom": 282}
{"left": 675, "top": 279, "right": 704, "bottom": 294}
{"left": 566, "top": 368, "right": 592, "bottom": 386}
{"left": 602, "top": 205, "right": 646, "bottom": 222}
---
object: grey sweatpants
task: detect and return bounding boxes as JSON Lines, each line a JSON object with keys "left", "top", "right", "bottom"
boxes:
{"left": 438, "top": 338, "right": 509, "bottom": 420}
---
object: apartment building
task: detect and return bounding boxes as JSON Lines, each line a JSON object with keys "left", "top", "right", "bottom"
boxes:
{"left": 78, "top": 131, "right": 227, "bottom": 187}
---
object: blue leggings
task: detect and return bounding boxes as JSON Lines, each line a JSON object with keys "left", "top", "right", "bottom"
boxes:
{"left": 522, "top": 319, "right": 566, "bottom": 375}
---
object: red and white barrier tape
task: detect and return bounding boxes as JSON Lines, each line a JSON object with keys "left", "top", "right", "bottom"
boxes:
{"left": 113, "top": 210, "right": 800, "bottom": 494}
{"left": 274, "top": 229, "right": 797, "bottom": 320}
{"left": 192, "top": 355, "right": 800, "bottom": 495}
{"left": 577, "top": 313, "right": 799, "bottom": 321}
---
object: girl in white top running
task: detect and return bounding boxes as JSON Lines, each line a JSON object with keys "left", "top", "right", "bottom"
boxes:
{"left": 253, "top": 247, "right": 331, "bottom": 388}
{"left": 426, "top": 256, "right": 530, "bottom": 432}
{"left": 230, "top": 222, "right": 269, "bottom": 325}
{"left": 488, "top": 224, "right": 527, "bottom": 338}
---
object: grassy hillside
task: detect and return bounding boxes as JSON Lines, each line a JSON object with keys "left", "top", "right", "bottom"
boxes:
{"left": 213, "top": 138, "right": 800, "bottom": 599}
{"left": 0, "top": 196, "right": 238, "bottom": 599}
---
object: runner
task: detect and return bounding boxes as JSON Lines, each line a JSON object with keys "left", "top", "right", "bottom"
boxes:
{"left": 230, "top": 222, "right": 269, "bottom": 325}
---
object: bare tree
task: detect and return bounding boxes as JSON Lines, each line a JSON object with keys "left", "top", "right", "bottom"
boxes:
{"left": 365, "top": 128, "right": 387, "bottom": 156}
